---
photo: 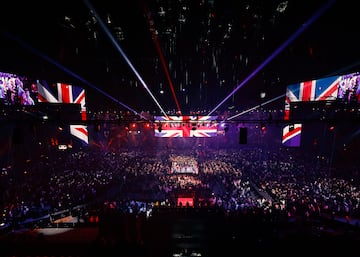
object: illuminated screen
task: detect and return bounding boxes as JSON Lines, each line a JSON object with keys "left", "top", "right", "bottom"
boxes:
{"left": 282, "top": 70, "right": 360, "bottom": 147}
{"left": 282, "top": 124, "right": 302, "bottom": 147}
{"left": 0, "top": 71, "right": 38, "bottom": 105}
{"left": 154, "top": 116, "right": 218, "bottom": 137}
{"left": 283, "top": 74, "right": 341, "bottom": 147}
{"left": 284, "top": 75, "right": 339, "bottom": 120}
{"left": 37, "top": 80, "right": 88, "bottom": 144}
{"left": 337, "top": 72, "right": 360, "bottom": 103}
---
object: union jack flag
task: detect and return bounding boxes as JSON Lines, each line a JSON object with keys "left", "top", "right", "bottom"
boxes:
{"left": 282, "top": 75, "right": 340, "bottom": 147}
{"left": 282, "top": 124, "right": 302, "bottom": 147}
{"left": 284, "top": 75, "right": 340, "bottom": 120}
{"left": 154, "top": 116, "right": 218, "bottom": 137}
{"left": 37, "top": 80, "right": 88, "bottom": 144}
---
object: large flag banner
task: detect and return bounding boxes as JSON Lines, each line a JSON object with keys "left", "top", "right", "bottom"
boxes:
{"left": 154, "top": 116, "right": 218, "bottom": 137}
{"left": 282, "top": 124, "right": 302, "bottom": 147}
{"left": 284, "top": 75, "right": 340, "bottom": 120}
{"left": 37, "top": 80, "right": 88, "bottom": 144}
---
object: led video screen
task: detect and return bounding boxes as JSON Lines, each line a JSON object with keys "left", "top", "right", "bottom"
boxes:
{"left": 154, "top": 116, "right": 218, "bottom": 137}
{"left": 0, "top": 70, "right": 88, "bottom": 145}
{"left": 0, "top": 71, "right": 38, "bottom": 105}
{"left": 282, "top": 70, "right": 360, "bottom": 147}
{"left": 337, "top": 72, "right": 360, "bottom": 103}
{"left": 282, "top": 124, "right": 302, "bottom": 147}
{"left": 284, "top": 75, "right": 340, "bottom": 121}
{"left": 37, "top": 80, "right": 88, "bottom": 144}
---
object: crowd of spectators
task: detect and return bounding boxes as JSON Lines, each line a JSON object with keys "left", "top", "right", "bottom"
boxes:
{"left": 1, "top": 144, "right": 360, "bottom": 229}
{"left": 0, "top": 139, "right": 359, "bottom": 256}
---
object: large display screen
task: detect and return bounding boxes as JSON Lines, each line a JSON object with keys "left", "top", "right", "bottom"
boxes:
{"left": 154, "top": 115, "right": 218, "bottom": 137}
{"left": 282, "top": 124, "right": 302, "bottom": 147}
{"left": 0, "top": 71, "right": 38, "bottom": 105}
{"left": 284, "top": 75, "right": 340, "bottom": 121}
{"left": 0, "top": 70, "right": 88, "bottom": 145}
{"left": 337, "top": 72, "right": 360, "bottom": 103}
{"left": 282, "top": 71, "right": 360, "bottom": 147}
{"left": 37, "top": 80, "right": 88, "bottom": 144}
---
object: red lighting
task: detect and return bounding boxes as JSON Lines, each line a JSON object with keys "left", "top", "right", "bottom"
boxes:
{"left": 260, "top": 123, "right": 266, "bottom": 132}
{"left": 177, "top": 197, "right": 194, "bottom": 207}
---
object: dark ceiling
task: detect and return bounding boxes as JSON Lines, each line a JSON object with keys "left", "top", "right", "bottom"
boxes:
{"left": 0, "top": 0, "right": 359, "bottom": 114}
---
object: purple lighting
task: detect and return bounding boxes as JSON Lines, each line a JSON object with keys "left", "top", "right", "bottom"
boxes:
{"left": 2, "top": 32, "right": 147, "bottom": 120}
{"left": 207, "top": 0, "right": 336, "bottom": 117}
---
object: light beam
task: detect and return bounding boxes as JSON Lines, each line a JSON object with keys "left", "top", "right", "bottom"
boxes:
{"left": 144, "top": 5, "right": 182, "bottom": 114}
{"left": 207, "top": 0, "right": 336, "bottom": 116}
{"left": 1, "top": 31, "right": 148, "bottom": 120}
{"left": 227, "top": 94, "right": 285, "bottom": 121}
{"left": 83, "top": 0, "right": 169, "bottom": 117}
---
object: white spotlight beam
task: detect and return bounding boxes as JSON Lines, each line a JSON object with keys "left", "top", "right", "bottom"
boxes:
{"left": 83, "top": 0, "right": 169, "bottom": 118}
{"left": 227, "top": 94, "right": 285, "bottom": 120}
{"left": 207, "top": 0, "right": 335, "bottom": 116}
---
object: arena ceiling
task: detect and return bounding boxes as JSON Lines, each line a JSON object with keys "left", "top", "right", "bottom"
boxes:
{"left": 0, "top": 0, "right": 359, "bottom": 115}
